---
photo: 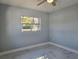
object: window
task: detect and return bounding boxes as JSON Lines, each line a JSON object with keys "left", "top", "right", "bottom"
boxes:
{"left": 21, "top": 16, "right": 40, "bottom": 32}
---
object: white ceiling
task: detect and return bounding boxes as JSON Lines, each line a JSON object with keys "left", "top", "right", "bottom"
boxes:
{"left": 0, "top": 0, "right": 78, "bottom": 13}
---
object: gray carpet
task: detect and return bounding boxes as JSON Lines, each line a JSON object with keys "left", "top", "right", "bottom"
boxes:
{"left": 0, "top": 45, "right": 78, "bottom": 59}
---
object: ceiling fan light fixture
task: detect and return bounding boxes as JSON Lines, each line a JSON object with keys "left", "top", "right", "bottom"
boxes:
{"left": 47, "top": 0, "right": 54, "bottom": 3}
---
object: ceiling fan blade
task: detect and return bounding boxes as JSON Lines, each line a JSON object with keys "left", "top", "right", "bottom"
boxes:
{"left": 54, "top": 0, "right": 57, "bottom": 2}
{"left": 52, "top": 0, "right": 57, "bottom": 6}
{"left": 37, "top": 0, "right": 46, "bottom": 6}
{"left": 52, "top": 2, "right": 56, "bottom": 6}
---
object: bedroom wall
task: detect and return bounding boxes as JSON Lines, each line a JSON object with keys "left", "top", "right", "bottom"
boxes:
{"left": 0, "top": 4, "right": 49, "bottom": 52}
{"left": 49, "top": 4, "right": 78, "bottom": 50}
{"left": 0, "top": 3, "right": 78, "bottom": 52}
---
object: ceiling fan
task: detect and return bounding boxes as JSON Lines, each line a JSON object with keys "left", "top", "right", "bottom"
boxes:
{"left": 37, "top": 0, "right": 57, "bottom": 6}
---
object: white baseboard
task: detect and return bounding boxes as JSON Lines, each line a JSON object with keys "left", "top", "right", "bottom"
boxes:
{"left": 0, "top": 42, "right": 49, "bottom": 56}
{"left": 0, "top": 42, "right": 77, "bottom": 56}
{"left": 48, "top": 42, "right": 78, "bottom": 54}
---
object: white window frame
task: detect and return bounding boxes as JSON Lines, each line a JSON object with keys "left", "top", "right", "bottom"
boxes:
{"left": 21, "top": 16, "right": 41, "bottom": 32}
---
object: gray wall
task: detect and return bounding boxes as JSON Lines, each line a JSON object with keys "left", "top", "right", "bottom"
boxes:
{"left": 0, "top": 3, "right": 78, "bottom": 52}
{"left": 49, "top": 4, "right": 78, "bottom": 50}
{"left": 0, "top": 4, "right": 49, "bottom": 52}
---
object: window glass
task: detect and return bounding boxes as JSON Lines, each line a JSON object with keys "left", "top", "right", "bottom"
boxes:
{"left": 21, "top": 16, "right": 40, "bottom": 32}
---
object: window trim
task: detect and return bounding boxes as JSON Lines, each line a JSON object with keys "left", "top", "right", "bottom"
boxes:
{"left": 21, "top": 16, "right": 41, "bottom": 32}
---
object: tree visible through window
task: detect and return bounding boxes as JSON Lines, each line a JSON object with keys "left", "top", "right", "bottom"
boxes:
{"left": 21, "top": 16, "right": 40, "bottom": 32}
